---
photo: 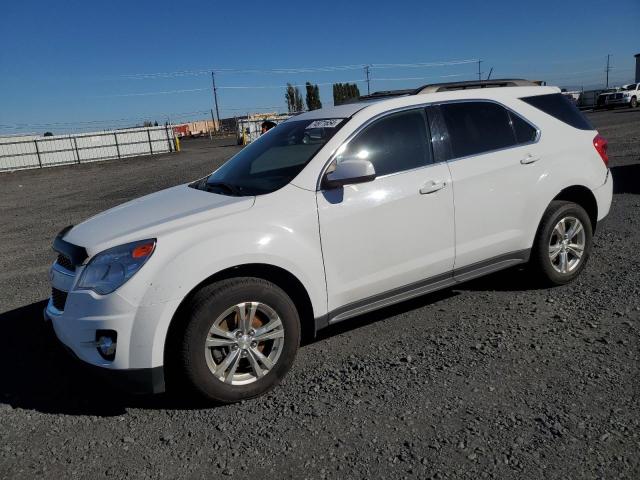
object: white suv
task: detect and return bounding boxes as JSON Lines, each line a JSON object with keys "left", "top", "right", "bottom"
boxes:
{"left": 45, "top": 79, "right": 613, "bottom": 402}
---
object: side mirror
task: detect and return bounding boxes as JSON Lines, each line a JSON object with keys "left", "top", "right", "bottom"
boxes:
{"left": 322, "top": 159, "right": 376, "bottom": 189}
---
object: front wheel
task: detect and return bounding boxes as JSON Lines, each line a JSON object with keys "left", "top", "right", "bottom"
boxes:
{"left": 179, "top": 278, "right": 300, "bottom": 403}
{"left": 530, "top": 201, "right": 593, "bottom": 286}
{"left": 630, "top": 97, "right": 638, "bottom": 108}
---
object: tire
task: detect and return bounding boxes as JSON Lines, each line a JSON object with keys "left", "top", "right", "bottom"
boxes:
{"left": 179, "top": 277, "right": 300, "bottom": 403}
{"left": 630, "top": 97, "right": 638, "bottom": 108}
{"left": 530, "top": 201, "right": 593, "bottom": 286}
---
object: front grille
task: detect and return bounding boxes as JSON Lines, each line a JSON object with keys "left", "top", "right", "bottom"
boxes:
{"left": 56, "top": 254, "right": 75, "bottom": 271}
{"left": 51, "top": 288, "right": 68, "bottom": 311}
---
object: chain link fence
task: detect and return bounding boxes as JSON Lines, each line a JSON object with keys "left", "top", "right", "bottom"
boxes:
{"left": 0, "top": 126, "right": 176, "bottom": 172}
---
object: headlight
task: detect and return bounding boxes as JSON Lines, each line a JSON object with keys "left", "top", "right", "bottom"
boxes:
{"left": 77, "top": 239, "right": 156, "bottom": 295}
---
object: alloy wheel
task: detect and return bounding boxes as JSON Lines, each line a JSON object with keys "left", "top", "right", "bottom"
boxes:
{"left": 548, "top": 216, "right": 586, "bottom": 274}
{"left": 204, "top": 302, "right": 285, "bottom": 385}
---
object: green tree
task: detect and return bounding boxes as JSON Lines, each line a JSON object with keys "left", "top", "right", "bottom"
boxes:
{"left": 332, "top": 82, "right": 361, "bottom": 105}
{"left": 305, "top": 82, "right": 322, "bottom": 110}
{"left": 285, "top": 83, "right": 305, "bottom": 113}
{"left": 294, "top": 87, "right": 304, "bottom": 112}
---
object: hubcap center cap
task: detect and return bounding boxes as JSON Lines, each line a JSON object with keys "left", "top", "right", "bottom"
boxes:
{"left": 237, "top": 334, "right": 251, "bottom": 350}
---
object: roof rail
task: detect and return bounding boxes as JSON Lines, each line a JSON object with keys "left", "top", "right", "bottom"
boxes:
{"left": 353, "top": 79, "right": 539, "bottom": 103}
{"left": 416, "top": 78, "right": 537, "bottom": 94}
{"left": 355, "top": 89, "right": 416, "bottom": 102}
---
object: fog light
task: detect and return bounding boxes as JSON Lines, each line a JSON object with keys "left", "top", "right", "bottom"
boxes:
{"left": 96, "top": 330, "right": 117, "bottom": 361}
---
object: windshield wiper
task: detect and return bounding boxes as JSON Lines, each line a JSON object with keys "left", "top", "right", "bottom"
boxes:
{"left": 204, "top": 181, "right": 242, "bottom": 196}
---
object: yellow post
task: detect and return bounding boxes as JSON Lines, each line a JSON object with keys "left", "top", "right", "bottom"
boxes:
{"left": 175, "top": 136, "right": 181, "bottom": 152}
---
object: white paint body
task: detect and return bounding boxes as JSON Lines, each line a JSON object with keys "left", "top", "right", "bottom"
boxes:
{"left": 46, "top": 86, "right": 613, "bottom": 374}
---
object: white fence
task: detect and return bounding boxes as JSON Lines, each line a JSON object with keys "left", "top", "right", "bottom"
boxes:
{"left": 0, "top": 126, "right": 176, "bottom": 172}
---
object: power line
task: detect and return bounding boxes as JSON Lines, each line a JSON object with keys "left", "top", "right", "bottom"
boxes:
{"left": 96, "top": 88, "right": 209, "bottom": 97}
{"left": 122, "top": 59, "right": 480, "bottom": 79}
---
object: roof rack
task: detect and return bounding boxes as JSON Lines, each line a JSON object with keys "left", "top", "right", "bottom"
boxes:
{"left": 354, "top": 89, "right": 416, "bottom": 102}
{"left": 415, "top": 78, "right": 537, "bottom": 94}
{"left": 354, "top": 79, "right": 538, "bottom": 103}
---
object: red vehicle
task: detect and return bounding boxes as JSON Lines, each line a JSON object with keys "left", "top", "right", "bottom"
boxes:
{"left": 172, "top": 124, "right": 189, "bottom": 138}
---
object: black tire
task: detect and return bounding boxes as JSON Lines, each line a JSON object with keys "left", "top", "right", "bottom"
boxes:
{"left": 630, "top": 97, "right": 638, "bottom": 109}
{"left": 179, "top": 277, "right": 300, "bottom": 403}
{"left": 530, "top": 201, "right": 593, "bottom": 286}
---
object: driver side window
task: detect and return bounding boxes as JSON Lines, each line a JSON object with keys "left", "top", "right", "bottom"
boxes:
{"left": 336, "top": 109, "right": 432, "bottom": 177}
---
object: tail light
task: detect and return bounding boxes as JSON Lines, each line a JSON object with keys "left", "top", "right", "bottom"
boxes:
{"left": 593, "top": 134, "right": 609, "bottom": 167}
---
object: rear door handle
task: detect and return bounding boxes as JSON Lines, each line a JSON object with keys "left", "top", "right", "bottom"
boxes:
{"left": 520, "top": 154, "right": 540, "bottom": 165}
{"left": 419, "top": 180, "right": 446, "bottom": 194}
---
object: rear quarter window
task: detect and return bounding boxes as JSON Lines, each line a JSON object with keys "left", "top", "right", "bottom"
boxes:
{"left": 521, "top": 93, "right": 593, "bottom": 130}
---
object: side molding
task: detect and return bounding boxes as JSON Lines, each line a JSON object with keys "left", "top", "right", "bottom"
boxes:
{"left": 316, "top": 249, "right": 530, "bottom": 330}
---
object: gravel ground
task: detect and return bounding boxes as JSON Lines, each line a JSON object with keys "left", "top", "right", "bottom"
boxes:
{"left": 0, "top": 110, "right": 639, "bottom": 479}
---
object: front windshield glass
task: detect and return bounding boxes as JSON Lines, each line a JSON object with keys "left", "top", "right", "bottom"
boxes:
{"left": 192, "top": 118, "right": 346, "bottom": 196}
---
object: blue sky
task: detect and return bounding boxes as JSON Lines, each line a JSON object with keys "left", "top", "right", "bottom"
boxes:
{"left": 1, "top": 0, "right": 638, "bottom": 134}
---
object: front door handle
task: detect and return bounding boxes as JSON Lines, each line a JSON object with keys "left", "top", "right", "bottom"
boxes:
{"left": 419, "top": 180, "right": 446, "bottom": 194}
{"left": 520, "top": 154, "right": 540, "bottom": 165}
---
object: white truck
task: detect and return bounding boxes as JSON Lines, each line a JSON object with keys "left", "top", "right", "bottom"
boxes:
{"left": 596, "top": 83, "right": 639, "bottom": 109}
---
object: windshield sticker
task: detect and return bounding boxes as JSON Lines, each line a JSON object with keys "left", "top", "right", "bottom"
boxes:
{"left": 306, "top": 119, "right": 343, "bottom": 129}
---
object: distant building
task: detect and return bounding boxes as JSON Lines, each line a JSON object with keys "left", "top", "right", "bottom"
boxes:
{"left": 635, "top": 53, "right": 640, "bottom": 83}
{"left": 172, "top": 119, "right": 219, "bottom": 138}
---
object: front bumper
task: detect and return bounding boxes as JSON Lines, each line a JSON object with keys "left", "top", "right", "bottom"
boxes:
{"left": 597, "top": 96, "right": 630, "bottom": 107}
{"left": 45, "top": 260, "right": 179, "bottom": 395}
{"left": 44, "top": 303, "right": 166, "bottom": 394}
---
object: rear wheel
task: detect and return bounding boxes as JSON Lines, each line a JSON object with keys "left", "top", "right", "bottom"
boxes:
{"left": 179, "top": 278, "right": 300, "bottom": 403}
{"left": 630, "top": 96, "right": 638, "bottom": 108}
{"left": 530, "top": 201, "right": 593, "bottom": 285}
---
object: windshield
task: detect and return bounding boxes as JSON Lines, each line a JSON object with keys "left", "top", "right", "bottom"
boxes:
{"left": 192, "top": 118, "right": 346, "bottom": 196}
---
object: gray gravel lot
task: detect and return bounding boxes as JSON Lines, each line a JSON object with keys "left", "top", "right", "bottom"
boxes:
{"left": 1, "top": 110, "right": 639, "bottom": 479}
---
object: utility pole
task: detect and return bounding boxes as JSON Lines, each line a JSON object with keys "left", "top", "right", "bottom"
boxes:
{"left": 477, "top": 60, "right": 482, "bottom": 81}
{"left": 486, "top": 67, "right": 493, "bottom": 80}
{"left": 210, "top": 109, "right": 215, "bottom": 139}
{"left": 364, "top": 65, "right": 371, "bottom": 95}
{"left": 211, "top": 71, "right": 221, "bottom": 133}
{"left": 605, "top": 54, "right": 611, "bottom": 88}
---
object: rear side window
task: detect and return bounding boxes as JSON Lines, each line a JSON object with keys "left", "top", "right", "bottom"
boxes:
{"left": 338, "top": 109, "right": 431, "bottom": 176}
{"left": 438, "top": 102, "right": 516, "bottom": 158}
{"left": 510, "top": 112, "right": 537, "bottom": 143}
{"left": 521, "top": 93, "right": 593, "bottom": 130}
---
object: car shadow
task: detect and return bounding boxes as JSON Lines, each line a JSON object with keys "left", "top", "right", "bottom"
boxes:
{"left": 611, "top": 164, "right": 640, "bottom": 194}
{"left": 1, "top": 288, "right": 460, "bottom": 416}
{"left": 613, "top": 109, "right": 640, "bottom": 115}
{"left": 0, "top": 301, "right": 211, "bottom": 416}
{"left": 454, "top": 265, "right": 545, "bottom": 292}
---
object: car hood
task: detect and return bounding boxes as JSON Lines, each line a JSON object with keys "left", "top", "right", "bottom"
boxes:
{"left": 64, "top": 184, "right": 254, "bottom": 252}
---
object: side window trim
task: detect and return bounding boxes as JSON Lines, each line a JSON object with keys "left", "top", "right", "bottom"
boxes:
{"left": 427, "top": 99, "right": 541, "bottom": 163}
{"left": 316, "top": 106, "right": 435, "bottom": 190}
{"left": 425, "top": 104, "right": 453, "bottom": 163}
